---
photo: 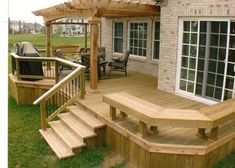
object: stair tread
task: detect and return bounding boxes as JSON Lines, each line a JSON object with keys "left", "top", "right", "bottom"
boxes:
{"left": 39, "top": 128, "right": 75, "bottom": 159}
{"left": 49, "top": 120, "right": 86, "bottom": 149}
{"left": 68, "top": 106, "right": 105, "bottom": 129}
{"left": 58, "top": 113, "right": 97, "bottom": 139}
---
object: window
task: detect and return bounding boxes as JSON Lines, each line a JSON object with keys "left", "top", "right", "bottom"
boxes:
{"left": 153, "top": 21, "right": 160, "bottom": 59}
{"left": 129, "top": 22, "right": 148, "bottom": 57}
{"left": 113, "top": 22, "right": 123, "bottom": 53}
{"left": 178, "top": 19, "right": 235, "bottom": 102}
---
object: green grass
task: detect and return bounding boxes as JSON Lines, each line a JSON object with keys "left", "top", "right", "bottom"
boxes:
{"left": 8, "top": 96, "right": 109, "bottom": 168}
{"left": 213, "top": 151, "right": 235, "bottom": 168}
{"left": 9, "top": 33, "right": 90, "bottom": 51}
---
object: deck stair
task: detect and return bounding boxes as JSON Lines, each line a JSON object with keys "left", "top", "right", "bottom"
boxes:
{"left": 39, "top": 105, "right": 106, "bottom": 159}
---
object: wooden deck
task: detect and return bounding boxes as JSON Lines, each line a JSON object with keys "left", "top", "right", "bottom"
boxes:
{"left": 77, "top": 71, "right": 235, "bottom": 167}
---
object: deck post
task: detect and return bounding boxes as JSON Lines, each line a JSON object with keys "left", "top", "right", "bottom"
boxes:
{"left": 80, "top": 67, "right": 86, "bottom": 99}
{"left": 45, "top": 21, "right": 51, "bottom": 57}
{"left": 209, "top": 127, "right": 219, "bottom": 140}
{"left": 88, "top": 17, "right": 100, "bottom": 90}
{"left": 55, "top": 60, "right": 59, "bottom": 83}
{"left": 40, "top": 100, "right": 47, "bottom": 130}
{"left": 46, "top": 21, "right": 51, "bottom": 69}
{"left": 110, "top": 106, "right": 116, "bottom": 120}
{"left": 138, "top": 121, "right": 148, "bottom": 137}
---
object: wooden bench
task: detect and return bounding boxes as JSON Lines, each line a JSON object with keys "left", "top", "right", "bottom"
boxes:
{"left": 199, "top": 98, "right": 235, "bottom": 140}
{"left": 103, "top": 92, "right": 213, "bottom": 137}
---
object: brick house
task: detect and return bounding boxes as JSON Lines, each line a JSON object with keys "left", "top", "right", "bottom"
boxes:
{"left": 101, "top": 0, "right": 235, "bottom": 104}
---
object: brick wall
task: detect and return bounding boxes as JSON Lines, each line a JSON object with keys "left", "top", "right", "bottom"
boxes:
{"left": 158, "top": 0, "right": 235, "bottom": 93}
{"left": 100, "top": 16, "right": 160, "bottom": 77}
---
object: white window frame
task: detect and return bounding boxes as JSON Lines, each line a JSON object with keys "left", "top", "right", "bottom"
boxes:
{"left": 128, "top": 21, "right": 148, "bottom": 58}
{"left": 152, "top": 21, "right": 160, "bottom": 60}
{"left": 176, "top": 17, "right": 235, "bottom": 105}
{"left": 113, "top": 22, "right": 124, "bottom": 54}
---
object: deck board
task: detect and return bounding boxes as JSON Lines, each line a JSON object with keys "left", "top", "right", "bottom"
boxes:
{"left": 79, "top": 71, "right": 235, "bottom": 147}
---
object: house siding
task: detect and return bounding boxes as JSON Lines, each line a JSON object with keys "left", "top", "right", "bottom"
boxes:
{"left": 100, "top": 16, "right": 160, "bottom": 77}
{"left": 159, "top": 0, "right": 235, "bottom": 93}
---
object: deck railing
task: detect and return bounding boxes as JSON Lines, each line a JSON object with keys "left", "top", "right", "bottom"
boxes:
{"left": 11, "top": 53, "right": 86, "bottom": 130}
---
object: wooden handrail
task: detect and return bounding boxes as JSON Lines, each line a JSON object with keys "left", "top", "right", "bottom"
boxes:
{"left": 11, "top": 53, "right": 80, "bottom": 68}
{"left": 33, "top": 66, "right": 85, "bottom": 104}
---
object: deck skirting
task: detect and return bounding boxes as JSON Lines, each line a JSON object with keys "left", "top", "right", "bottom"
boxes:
{"left": 9, "top": 74, "right": 54, "bottom": 105}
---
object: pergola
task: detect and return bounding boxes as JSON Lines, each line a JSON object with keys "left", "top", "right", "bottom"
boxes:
{"left": 33, "top": 0, "right": 160, "bottom": 91}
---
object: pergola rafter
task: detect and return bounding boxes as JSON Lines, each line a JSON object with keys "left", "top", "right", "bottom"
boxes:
{"left": 33, "top": 0, "right": 160, "bottom": 91}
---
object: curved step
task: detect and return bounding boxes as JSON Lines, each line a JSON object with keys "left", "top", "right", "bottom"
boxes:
{"left": 58, "top": 113, "right": 97, "bottom": 140}
{"left": 39, "top": 128, "right": 75, "bottom": 159}
{"left": 68, "top": 106, "right": 105, "bottom": 130}
{"left": 49, "top": 120, "right": 86, "bottom": 149}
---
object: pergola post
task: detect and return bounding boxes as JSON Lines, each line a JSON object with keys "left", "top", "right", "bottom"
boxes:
{"left": 88, "top": 17, "right": 100, "bottom": 90}
{"left": 45, "top": 21, "right": 51, "bottom": 57}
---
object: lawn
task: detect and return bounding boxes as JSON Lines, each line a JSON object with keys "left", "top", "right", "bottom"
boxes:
{"left": 8, "top": 33, "right": 235, "bottom": 168}
{"left": 8, "top": 33, "right": 90, "bottom": 51}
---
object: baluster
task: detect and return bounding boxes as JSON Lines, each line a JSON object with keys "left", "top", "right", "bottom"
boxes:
{"left": 80, "top": 68, "right": 85, "bottom": 99}
{"left": 55, "top": 61, "right": 59, "bottom": 83}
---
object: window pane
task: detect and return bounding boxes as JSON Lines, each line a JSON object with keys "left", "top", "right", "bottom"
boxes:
{"left": 199, "top": 46, "right": 206, "bottom": 58}
{"left": 182, "top": 45, "right": 189, "bottom": 56}
{"left": 181, "top": 56, "right": 188, "bottom": 68}
{"left": 230, "top": 22, "right": 235, "bottom": 34}
{"left": 214, "top": 88, "right": 222, "bottom": 100}
{"left": 200, "top": 21, "right": 207, "bottom": 32}
{"left": 180, "top": 68, "right": 187, "bottom": 79}
{"left": 153, "top": 22, "right": 160, "bottom": 59}
{"left": 114, "top": 38, "right": 123, "bottom": 53}
{"left": 184, "top": 21, "right": 190, "bottom": 31}
{"left": 154, "top": 22, "right": 160, "bottom": 40}
{"left": 191, "top": 33, "right": 198, "bottom": 44}
{"left": 211, "top": 22, "right": 220, "bottom": 33}
{"left": 220, "top": 22, "right": 228, "bottom": 34}
{"left": 226, "top": 77, "right": 234, "bottom": 89}
{"left": 198, "top": 59, "right": 205, "bottom": 71}
{"left": 190, "top": 46, "right": 197, "bottom": 57}
{"left": 199, "top": 33, "right": 206, "bottom": 45}
{"left": 209, "top": 47, "right": 218, "bottom": 59}
{"left": 211, "top": 34, "right": 219, "bottom": 46}
{"left": 219, "top": 49, "right": 226, "bottom": 61}
{"left": 114, "top": 22, "right": 123, "bottom": 53}
{"left": 153, "top": 41, "right": 160, "bottom": 59}
{"left": 206, "top": 85, "right": 214, "bottom": 98}
{"left": 228, "top": 50, "right": 235, "bottom": 62}
{"left": 114, "top": 22, "right": 123, "bottom": 37}
{"left": 197, "top": 71, "right": 204, "bottom": 83}
{"left": 191, "top": 21, "right": 198, "bottom": 32}
{"left": 183, "top": 33, "right": 190, "bottom": 44}
{"left": 219, "top": 35, "right": 227, "bottom": 47}
{"left": 216, "top": 75, "right": 224, "bottom": 87}
{"left": 229, "top": 36, "right": 235, "bottom": 48}
{"left": 180, "top": 80, "right": 187, "bottom": 91}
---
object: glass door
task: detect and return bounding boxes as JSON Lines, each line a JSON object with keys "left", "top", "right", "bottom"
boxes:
{"left": 179, "top": 20, "right": 235, "bottom": 102}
